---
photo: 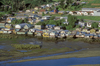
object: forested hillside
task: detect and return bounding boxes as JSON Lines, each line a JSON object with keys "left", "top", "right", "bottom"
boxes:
{"left": 0, "top": 0, "right": 53, "bottom": 12}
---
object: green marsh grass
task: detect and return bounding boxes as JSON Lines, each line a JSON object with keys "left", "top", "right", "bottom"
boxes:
{"left": 12, "top": 44, "right": 41, "bottom": 50}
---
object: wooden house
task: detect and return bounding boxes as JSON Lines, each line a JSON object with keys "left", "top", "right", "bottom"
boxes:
{"left": 35, "top": 29, "right": 43, "bottom": 34}
{"left": 58, "top": 11, "right": 65, "bottom": 14}
{"left": 38, "top": 9, "right": 46, "bottom": 14}
{"left": 34, "top": 25, "right": 45, "bottom": 29}
{"left": 87, "top": 22, "right": 92, "bottom": 28}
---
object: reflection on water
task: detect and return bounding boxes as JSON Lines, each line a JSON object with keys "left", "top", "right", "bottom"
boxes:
{"left": 1, "top": 56, "right": 100, "bottom": 66}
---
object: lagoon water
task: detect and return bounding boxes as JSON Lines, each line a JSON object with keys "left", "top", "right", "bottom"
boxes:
{"left": 1, "top": 38, "right": 100, "bottom": 66}
{"left": 1, "top": 56, "right": 100, "bottom": 66}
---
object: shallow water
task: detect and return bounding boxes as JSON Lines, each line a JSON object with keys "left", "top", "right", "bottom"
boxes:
{"left": 1, "top": 56, "right": 100, "bottom": 66}
{"left": 0, "top": 49, "right": 85, "bottom": 65}
{"left": 0, "top": 38, "right": 100, "bottom": 66}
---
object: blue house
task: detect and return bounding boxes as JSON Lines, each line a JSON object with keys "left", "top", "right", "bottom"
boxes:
{"left": 46, "top": 25, "right": 55, "bottom": 29}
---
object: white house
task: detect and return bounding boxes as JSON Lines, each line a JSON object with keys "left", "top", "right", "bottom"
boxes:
{"left": 98, "top": 23, "right": 100, "bottom": 27}
{"left": 54, "top": 26, "right": 62, "bottom": 30}
{"left": 42, "top": 16, "right": 51, "bottom": 20}
{"left": 15, "top": 23, "right": 28, "bottom": 29}
{"left": 78, "top": 21, "right": 86, "bottom": 27}
{"left": 87, "top": 22, "right": 92, "bottom": 28}
{"left": 77, "top": 11, "right": 82, "bottom": 15}
{"left": 46, "top": 4, "right": 52, "bottom": 7}
{"left": 82, "top": 12, "right": 88, "bottom": 15}
{"left": 69, "top": 11, "right": 73, "bottom": 15}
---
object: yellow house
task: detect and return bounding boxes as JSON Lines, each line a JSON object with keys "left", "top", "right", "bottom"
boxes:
{"left": 43, "top": 32, "right": 49, "bottom": 37}
{"left": 0, "top": 30, "right": 3, "bottom": 33}
{"left": 13, "top": 30, "right": 16, "bottom": 34}
{"left": 5, "top": 24, "right": 12, "bottom": 28}
{"left": 90, "top": 29, "right": 96, "bottom": 34}
{"left": 33, "top": 11, "right": 35, "bottom": 14}
{"left": 76, "top": 28, "right": 81, "bottom": 32}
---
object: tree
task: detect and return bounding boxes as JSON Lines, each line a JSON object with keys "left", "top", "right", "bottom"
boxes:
{"left": 92, "top": 22, "right": 98, "bottom": 28}
{"left": 59, "top": 0, "right": 65, "bottom": 9}
{"left": 68, "top": 14, "right": 77, "bottom": 27}
{"left": 50, "top": 16, "right": 55, "bottom": 20}
{"left": 42, "top": 12, "right": 45, "bottom": 16}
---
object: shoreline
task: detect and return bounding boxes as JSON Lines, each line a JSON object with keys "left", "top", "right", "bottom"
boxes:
{"left": 12, "top": 48, "right": 100, "bottom": 63}
{"left": 0, "top": 47, "right": 74, "bottom": 61}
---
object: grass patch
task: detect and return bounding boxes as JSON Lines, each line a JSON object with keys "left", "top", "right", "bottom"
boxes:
{"left": 0, "top": 34, "right": 30, "bottom": 39}
{"left": 0, "top": 12, "right": 8, "bottom": 15}
{"left": 12, "top": 44, "right": 42, "bottom": 50}
{"left": 76, "top": 16, "right": 100, "bottom": 21}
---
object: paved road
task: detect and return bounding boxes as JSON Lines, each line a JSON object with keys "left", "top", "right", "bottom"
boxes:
{"left": 84, "top": 19, "right": 100, "bottom": 23}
